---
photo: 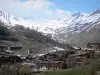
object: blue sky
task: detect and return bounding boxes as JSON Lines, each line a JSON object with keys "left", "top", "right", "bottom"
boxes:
{"left": 0, "top": 0, "right": 100, "bottom": 20}
{"left": 20, "top": 0, "right": 28, "bottom": 2}
{"left": 20, "top": 0, "right": 100, "bottom": 13}
{"left": 49, "top": 0, "right": 100, "bottom": 13}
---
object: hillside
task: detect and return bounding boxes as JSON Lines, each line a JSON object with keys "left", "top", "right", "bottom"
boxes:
{"left": 53, "top": 9, "right": 100, "bottom": 47}
{"left": 0, "top": 22, "right": 73, "bottom": 56}
{"left": 0, "top": 22, "right": 49, "bottom": 56}
{"left": 0, "top": 9, "right": 100, "bottom": 47}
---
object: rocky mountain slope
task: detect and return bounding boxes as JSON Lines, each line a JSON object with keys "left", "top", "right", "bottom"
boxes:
{"left": 0, "top": 11, "right": 66, "bottom": 35}
{"left": 0, "top": 9, "right": 100, "bottom": 47}
{"left": 53, "top": 9, "right": 100, "bottom": 47}
{"left": 0, "top": 22, "right": 73, "bottom": 56}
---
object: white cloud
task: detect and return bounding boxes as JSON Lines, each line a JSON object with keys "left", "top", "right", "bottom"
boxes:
{"left": 10, "top": 0, "right": 54, "bottom": 10}
{"left": 45, "top": 9, "right": 53, "bottom": 17}
{"left": 0, "top": 0, "right": 72, "bottom": 20}
{"left": 56, "top": 9, "right": 72, "bottom": 19}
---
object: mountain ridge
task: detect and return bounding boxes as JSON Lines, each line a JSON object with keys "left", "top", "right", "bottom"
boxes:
{"left": 0, "top": 9, "right": 100, "bottom": 47}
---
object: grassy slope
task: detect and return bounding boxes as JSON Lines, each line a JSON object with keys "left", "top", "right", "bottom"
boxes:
{"left": 38, "top": 66, "right": 90, "bottom": 75}
{"left": 0, "top": 36, "right": 53, "bottom": 56}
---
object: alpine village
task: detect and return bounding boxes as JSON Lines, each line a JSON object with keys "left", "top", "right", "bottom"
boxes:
{"left": 0, "top": 9, "right": 100, "bottom": 75}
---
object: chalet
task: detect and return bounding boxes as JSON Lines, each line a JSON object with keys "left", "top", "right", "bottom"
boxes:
{"left": 32, "top": 46, "right": 76, "bottom": 70}
{"left": 0, "top": 52, "right": 22, "bottom": 65}
{"left": 48, "top": 47, "right": 65, "bottom": 53}
{"left": 87, "top": 42, "right": 100, "bottom": 51}
{"left": 10, "top": 46, "right": 22, "bottom": 50}
{"left": 65, "top": 47, "right": 96, "bottom": 66}
{"left": 0, "top": 45, "right": 22, "bottom": 67}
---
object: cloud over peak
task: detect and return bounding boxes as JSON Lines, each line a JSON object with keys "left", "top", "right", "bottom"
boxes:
{"left": 0, "top": 0, "right": 72, "bottom": 20}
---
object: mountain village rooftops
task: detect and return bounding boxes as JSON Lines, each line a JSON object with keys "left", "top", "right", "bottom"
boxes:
{"left": 53, "top": 47, "right": 65, "bottom": 50}
{"left": 72, "top": 46, "right": 96, "bottom": 51}
{"left": 0, "top": 52, "right": 15, "bottom": 56}
{"left": 6, "top": 50, "right": 13, "bottom": 53}
{"left": 73, "top": 46, "right": 81, "bottom": 50}
{"left": 82, "top": 48, "right": 95, "bottom": 50}
{"left": 34, "top": 54, "right": 45, "bottom": 57}
{"left": 22, "top": 62, "right": 36, "bottom": 66}
{"left": 95, "top": 51, "right": 100, "bottom": 53}
{"left": 48, "top": 47, "right": 65, "bottom": 53}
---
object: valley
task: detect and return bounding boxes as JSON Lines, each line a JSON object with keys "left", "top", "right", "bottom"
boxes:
{"left": 0, "top": 9, "right": 100, "bottom": 75}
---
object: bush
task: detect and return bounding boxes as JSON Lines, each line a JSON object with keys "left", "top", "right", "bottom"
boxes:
{"left": 18, "top": 66, "right": 32, "bottom": 75}
{"left": 89, "top": 59, "right": 100, "bottom": 75}
{"left": 0, "top": 68, "right": 16, "bottom": 75}
{"left": 0, "top": 65, "right": 32, "bottom": 75}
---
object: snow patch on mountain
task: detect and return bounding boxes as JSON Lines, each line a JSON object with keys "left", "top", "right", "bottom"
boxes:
{"left": 0, "top": 9, "right": 100, "bottom": 43}
{"left": 0, "top": 11, "right": 66, "bottom": 34}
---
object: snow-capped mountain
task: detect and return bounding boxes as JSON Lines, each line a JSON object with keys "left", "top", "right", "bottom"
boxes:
{"left": 0, "top": 9, "right": 100, "bottom": 46}
{"left": 53, "top": 9, "right": 100, "bottom": 46}
{"left": 0, "top": 10, "right": 67, "bottom": 35}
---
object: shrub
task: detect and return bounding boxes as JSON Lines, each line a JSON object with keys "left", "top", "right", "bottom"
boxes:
{"left": 0, "top": 68, "right": 16, "bottom": 75}
{"left": 18, "top": 66, "right": 32, "bottom": 75}
{"left": 89, "top": 59, "right": 100, "bottom": 75}
{"left": 0, "top": 65, "right": 32, "bottom": 75}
